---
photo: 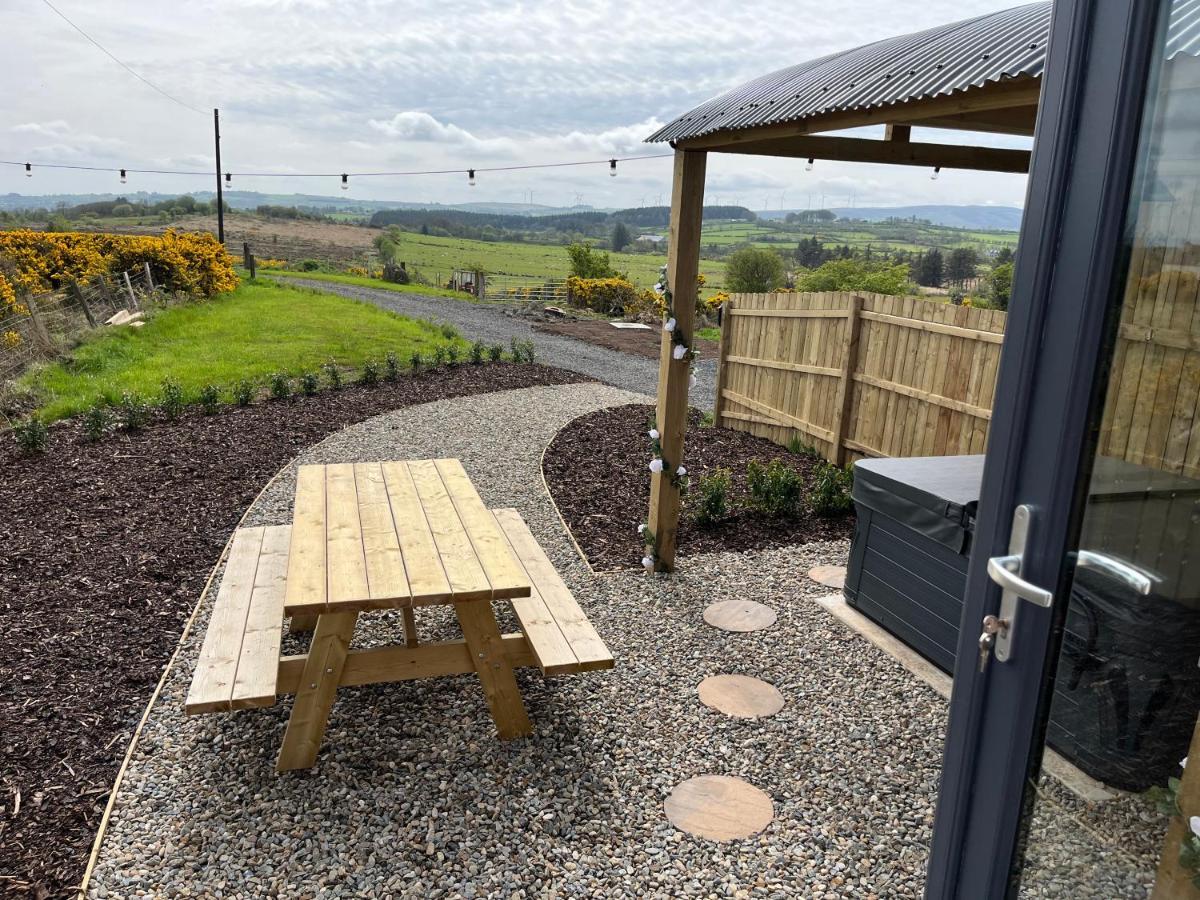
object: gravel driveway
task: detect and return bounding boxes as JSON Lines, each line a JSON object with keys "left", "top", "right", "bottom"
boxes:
{"left": 86, "top": 383, "right": 1158, "bottom": 899}
{"left": 275, "top": 276, "right": 717, "bottom": 410}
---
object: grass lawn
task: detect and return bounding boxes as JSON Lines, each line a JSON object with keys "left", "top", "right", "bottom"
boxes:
{"left": 696, "top": 326, "right": 722, "bottom": 342}
{"left": 262, "top": 269, "right": 471, "bottom": 300}
{"left": 27, "top": 279, "right": 466, "bottom": 421}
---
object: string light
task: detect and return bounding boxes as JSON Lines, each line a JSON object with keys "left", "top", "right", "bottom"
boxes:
{"left": 468, "top": 168, "right": 476, "bottom": 186}
{"left": 805, "top": 158, "right": 814, "bottom": 172}
{"left": 224, "top": 172, "right": 232, "bottom": 187}
{"left": 120, "top": 168, "right": 127, "bottom": 184}
{"left": 931, "top": 166, "right": 941, "bottom": 180}
{"left": 341, "top": 173, "right": 349, "bottom": 191}
{"left": 609, "top": 158, "right": 617, "bottom": 177}
{"left": 25, "top": 163, "right": 31, "bottom": 178}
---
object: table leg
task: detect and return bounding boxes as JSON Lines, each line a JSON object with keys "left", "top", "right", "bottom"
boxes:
{"left": 402, "top": 607, "right": 418, "bottom": 648}
{"left": 455, "top": 599, "right": 532, "bottom": 740}
{"left": 277, "top": 611, "right": 358, "bottom": 772}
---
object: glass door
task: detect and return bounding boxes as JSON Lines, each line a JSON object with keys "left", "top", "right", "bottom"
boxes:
{"left": 927, "top": 1, "right": 1200, "bottom": 897}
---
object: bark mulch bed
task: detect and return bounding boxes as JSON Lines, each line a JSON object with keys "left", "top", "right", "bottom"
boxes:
{"left": 542, "top": 403, "right": 855, "bottom": 572}
{"left": 0, "top": 363, "right": 589, "bottom": 899}
{"left": 532, "top": 318, "right": 720, "bottom": 361}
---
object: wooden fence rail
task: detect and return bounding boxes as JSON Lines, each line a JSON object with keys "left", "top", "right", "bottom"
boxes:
{"left": 712, "top": 291, "right": 1007, "bottom": 465}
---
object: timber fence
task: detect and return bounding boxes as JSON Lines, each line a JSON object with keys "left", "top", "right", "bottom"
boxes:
{"left": 712, "top": 291, "right": 1007, "bottom": 466}
{"left": 0, "top": 266, "right": 157, "bottom": 382}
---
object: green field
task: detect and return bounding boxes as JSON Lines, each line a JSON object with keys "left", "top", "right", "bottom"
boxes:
{"left": 699, "top": 219, "right": 1018, "bottom": 256}
{"left": 376, "top": 230, "right": 727, "bottom": 291}
{"left": 27, "top": 279, "right": 464, "bottom": 421}
{"left": 262, "top": 269, "right": 470, "bottom": 300}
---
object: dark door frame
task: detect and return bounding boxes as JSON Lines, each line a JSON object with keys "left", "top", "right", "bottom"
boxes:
{"left": 925, "top": 0, "right": 1169, "bottom": 896}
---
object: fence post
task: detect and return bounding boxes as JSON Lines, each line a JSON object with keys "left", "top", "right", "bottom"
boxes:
{"left": 830, "top": 294, "right": 864, "bottom": 466}
{"left": 122, "top": 271, "right": 140, "bottom": 310}
{"left": 70, "top": 281, "right": 97, "bottom": 327}
{"left": 93, "top": 274, "right": 116, "bottom": 310}
{"left": 143, "top": 262, "right": 155, "bottom": 291}
{"left": 712, "top": 298, "right": 734, "bottom": 424}
{"left": 23, "top": 293, "right": 53, "bottom": 352}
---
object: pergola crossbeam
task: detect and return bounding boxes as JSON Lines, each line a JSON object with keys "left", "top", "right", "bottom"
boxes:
{"left": 712, "top": 134, "right": 1031, "bottom": 174}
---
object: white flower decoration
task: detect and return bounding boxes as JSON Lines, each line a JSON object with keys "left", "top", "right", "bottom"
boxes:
{"left": 1191, "top": 815, "right": 1200, "bottom": 839}
{"left": 676, "top": 465, "right": 687, "bottom": 477}
{"left": 654, "top": 283, "right": 664, "bottom": 294}
{"left": 1184, "top": 756, "right": 1189, "bottom": 769}
{"left": 664, "top": 317, "right": 676, "bottom": 332}
{"left": 689, "top": 372, "right": 697, "bottom": 389}
{"left": 649, "top": 458, "right": 664, "bottom": 473}
{"left": 648, "top": 428, "right": 660, "bottom": 440}
{"left": 672, "top": 344, "right": 687, "bottom": 360}
{"left": 642, "top": 555, "right": 654, "bottom": 570}
{"left": 637, "top": 523, "right": 647, "bottom": 535}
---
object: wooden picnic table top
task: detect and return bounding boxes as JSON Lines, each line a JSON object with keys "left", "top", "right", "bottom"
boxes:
{"left": 283, "top": 459, "right": 531, "bottom": 616}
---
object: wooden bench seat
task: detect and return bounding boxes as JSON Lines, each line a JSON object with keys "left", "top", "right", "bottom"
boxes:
{"left": 492, "top": 508, "right": 615, "bottom": 676}
{"left": 185, "top": 525, "right": 290, "bottom": 715}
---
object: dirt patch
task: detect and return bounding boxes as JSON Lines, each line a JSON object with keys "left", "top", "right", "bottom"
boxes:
{"left": 542, "top": 403, "right": 854, "bottom": 572}
{"left": 0, "top": 363, "right": 589, "bottom": 899}
{"left": 533, "top": 319, "right": 720, "bottom": 361}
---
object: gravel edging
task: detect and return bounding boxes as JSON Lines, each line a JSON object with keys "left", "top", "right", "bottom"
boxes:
{"left": 274, "top": 275, "right": 718, "bottom": 410}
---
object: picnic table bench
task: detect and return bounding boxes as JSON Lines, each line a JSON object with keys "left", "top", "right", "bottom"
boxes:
{"left": 184, "top": 458, "right": 613, "bottom": 771}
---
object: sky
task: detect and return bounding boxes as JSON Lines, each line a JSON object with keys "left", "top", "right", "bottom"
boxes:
{"left": 5, "top": 0, "right": 1034, "bottom": 211}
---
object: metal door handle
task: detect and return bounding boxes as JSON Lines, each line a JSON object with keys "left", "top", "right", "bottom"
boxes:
{"left": 1073, "top": 550, "right": 1154, "bottom": 596}
{"left": 987, "top": 554, "right": 1054, "bottom": 608}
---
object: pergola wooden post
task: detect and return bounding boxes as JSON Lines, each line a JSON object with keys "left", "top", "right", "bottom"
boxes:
{"left": 648, "top": 149, "right": 706, "bottom": 571}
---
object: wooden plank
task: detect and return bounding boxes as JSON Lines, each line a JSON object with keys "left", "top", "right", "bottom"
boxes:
{"left": 284, "top": 466, "right": 327, "bottom": 613}
{"left": 713, "top": 134, "right": 1031, "bottom": 174}
{"left": 720, "top": 389, "right": 836, "bottom": 442}
{"left": 276, "top": 611, "right": 358, "bottom": 771}
{"left": 353, "top": 462, "right": 411, "bottom": 604}
{"left": 830, "top": 297, "right": 863, "bottom": 465}
{"left": 185, "top": 527, "right": 265, "bottom": 714}
{"left": 435, "top": 458, "right": 529, "bottom": 599}
{"left": 648, "top": 148, "right": 707, "bottom": 571}
{"left": 712, "top": 298, "right": 734, "bottom": 423}
{"left": 723, "top": 355, "right": 842, "bottom": 379}
{"left": 231, "top": 524, "right": 290, "bottom": 709}
{"left": 493, "top": 508, "right": 614, "bottom": 673}
{"left": 407, "top": 459, "right": 493, "bottom": 601}
{"left": 729, "top": 307, "right": 850, "bottom": 319}
{"left": 860, "top": 309, "right": 1005, "bottom": 343}
{"left": 380, "top": 461, "right": 453, "bottom": 604}
{"left": 324, "top": 463, "right": 370, "bottom": 606}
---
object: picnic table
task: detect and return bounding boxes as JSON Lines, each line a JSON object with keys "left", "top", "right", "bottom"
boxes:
{"left": 185, "top": 458, "right": 613, "bottom": 772}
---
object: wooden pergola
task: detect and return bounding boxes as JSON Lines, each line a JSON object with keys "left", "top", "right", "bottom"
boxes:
{"left": 645, "top": 3, "right": 1048, "bottom": 571}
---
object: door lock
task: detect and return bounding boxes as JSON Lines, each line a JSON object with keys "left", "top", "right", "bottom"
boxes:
{"left": 985, "top": 504, "right": 1054, "bottom": 664}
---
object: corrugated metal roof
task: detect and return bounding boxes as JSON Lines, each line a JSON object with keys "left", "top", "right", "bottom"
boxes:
{"left": 648, "top": 0, "right": 1200, "bottom": 145}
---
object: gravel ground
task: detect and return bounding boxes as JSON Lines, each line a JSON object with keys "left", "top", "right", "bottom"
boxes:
{"left": 276, "top": 276, "right": 718, "bottom": 410}
{"left": 86, "top": 383, "right": 1162, "bottom": 899}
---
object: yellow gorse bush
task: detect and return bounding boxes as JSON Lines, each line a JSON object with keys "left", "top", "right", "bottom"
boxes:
{"left": 0, "top": 229, "right": 238, "bottom": 312}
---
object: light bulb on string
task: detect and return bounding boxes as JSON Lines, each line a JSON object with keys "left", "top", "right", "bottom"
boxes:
{"left": 468, "top": 168, "right": 476, "bottom": 187}
{"left": 609, "top": 159, "right": 617, "bottom": 177}
{"left": 225, "top": 172, "right": 232, "bottom": 187}
{"left": 120, "top": 168, "right": 127, "bottom": 184}
{"left": 341, "top": 173, "right": 349, "bottom": 191}
{"left": 930, "top": 166, "right": 941, "bottom": 181}
{"left": 25, "top": 163, "right": 32, "bottom": 178}
{"left": 805, "top": 158, "right": 814, "bottom": 172}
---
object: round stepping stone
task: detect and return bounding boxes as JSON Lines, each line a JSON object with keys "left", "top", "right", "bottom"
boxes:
{"left": 808, "top": 564, "right": 847, "bottom": 588}
{"left": 703, "top": 599, "right": 777, "bottom": 633}
{"left": 664, "top": 775, "right": 775, "bottom": 841}
{"left": 698, "top": 674, "right": 785, "bottom": 719}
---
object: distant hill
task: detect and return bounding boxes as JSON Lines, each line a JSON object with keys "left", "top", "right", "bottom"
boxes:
{"left": 757, "top": 204, "right": 1023, "bottom": 231}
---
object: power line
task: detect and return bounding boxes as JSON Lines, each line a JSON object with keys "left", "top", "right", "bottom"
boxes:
{"left": 2, "top": 153, "right": 674, "bottom": 179}
{"left": 39, "top": 0, "right": 207, "bottom": 116}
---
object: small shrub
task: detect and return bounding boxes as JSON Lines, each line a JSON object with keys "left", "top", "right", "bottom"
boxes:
{"left": 699, "top": 410, "right": 715, "bottom": 427}
{"left": 160, "top": 379, "right": 185, "bottom": 421}
{"left": 385, "top": 351, "right": 400, "bottom": 381}
{"left": 488, "top": 343, "right": 504, "bottom": 363}
{"left": 269, "top": 372, "right": 291, "bottom": 400}
{"left": 299, "top": 370, "right": 320, "bottom": 396}
{"left": 233, "top": 379, "right": 254, "bottom": 407}
{"left": 118, "top": 392, "right": 151, "bottom": 432}
{"left": 12, "top": 417, "right": 48, "bottom": 454}
{"left": 198, "top": 383, "right": 221, "bottom": 414}
{"left": 83, "top": 405, "right": 110, "bottom": 441}
{"left": 746, "top": 458, "right": 804, "bottom": 518}
{"left": 787, "top": 433, "right": 820, "bottom": 458}
{"left": 433, "top": 345, "right": 448, "bottom": 367}
{"left": 439, "top": 322, "right": 459, "bottom": 341}
{"left": 360, "top": 359, "right": 380, "bottom": 386}
{"left": 510, "top": 338, "right": 535, "bottom": 363}
{"left": 808, "top": 462, "right": 854, "bottom": 516}
{"left": 300, "top": 259, "right": 321, "bottom": 271}
{"left": 410, "top": 350, "right": 424, "bottom": 371}
{"left": 447, "top": 344, "right": 460, "bottom": 365}
{"left": 469, "top": 341, "right": 486, "bottom": 364}
{"left": 693, "top": 468, "right": 732, "bottom": 526}
{"left": 322, "top": 360, "right": 342, "bottom": 389}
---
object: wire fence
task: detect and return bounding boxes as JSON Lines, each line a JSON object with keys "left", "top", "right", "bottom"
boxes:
{"left": 482, "top": 275, "right": 570, "bottom": 304}
{"left": 0, "top": 266, "right": 159, "bottom": 383}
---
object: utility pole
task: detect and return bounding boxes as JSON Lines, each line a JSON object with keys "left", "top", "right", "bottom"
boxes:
{"left": 213, "top": 108, "right": 225, "bottom": 244}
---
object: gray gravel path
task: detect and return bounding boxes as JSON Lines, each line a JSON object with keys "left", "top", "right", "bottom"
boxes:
{"left": 86, "top": 382, "right": 1159, "bottom": 899}
{"left": 275, "top": 275, "right": 717, "bottom": 410}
